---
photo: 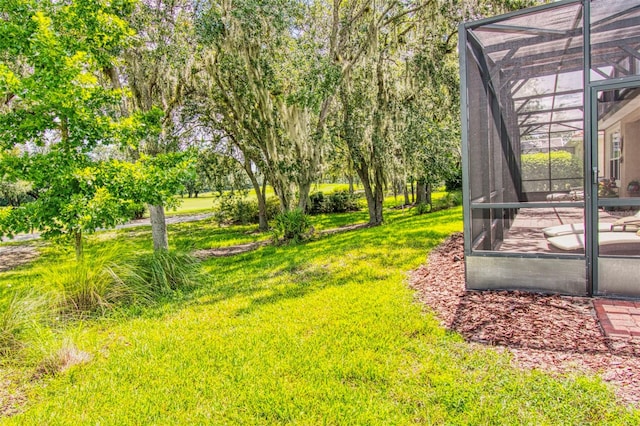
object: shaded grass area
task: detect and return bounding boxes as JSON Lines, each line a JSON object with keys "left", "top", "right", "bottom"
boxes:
{"left": 1, "top": 207, "right": 638, "bottom": 423}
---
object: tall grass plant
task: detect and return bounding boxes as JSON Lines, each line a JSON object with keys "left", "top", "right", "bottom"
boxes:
{"left": 126, "top": 250, "right": 201, "bottom": 295}
{"left": 44, "top": 253, "right": 153, "bottom": 319}
{"left": 0, "top": 290, "right": 45, "bottom": 356}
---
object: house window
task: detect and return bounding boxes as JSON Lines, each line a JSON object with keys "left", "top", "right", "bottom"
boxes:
{"left": 610, "top": 131, "right": 621, "bottom": 181}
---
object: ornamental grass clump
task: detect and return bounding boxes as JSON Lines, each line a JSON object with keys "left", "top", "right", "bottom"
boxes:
{"left": 46, "top": 252, "right": 153, "bottom": 319}
{"left": 0, "top": 291, "right": 44, "bottom": 356}
{"left": 128, "top": 250, "right": 201, "bottom": 295}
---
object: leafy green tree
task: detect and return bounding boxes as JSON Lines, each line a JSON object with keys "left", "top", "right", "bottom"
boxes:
{"left": 0, "top": 0, "right": 137, "bottom": 259}
{"left": 396, "top": 0, "right": 541, "bottom": 207}
{"left": 328, "top": 0, "right": 432, "bottom": 225}
{"left": 195, "top": 0, "right": 340, "bottom": 219}
{"left": 330, "top": 0, "right": 542, "bottom": 222}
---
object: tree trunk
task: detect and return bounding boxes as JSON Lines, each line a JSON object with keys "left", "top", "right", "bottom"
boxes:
{"left": 250, "top": 175, "right": 269, "bottom": 231}
{"left": 403, "top": 182, "right": 410, "bottom": 206}
{"left": 392, "top": 178, "right": 398, "bottom": 201}
{"left": 244, "top": 158, "right": 269, "bottom": 231}
{"left": 297, "top": 181, "right": 312, "bottom": 212}
{"left": 356, "top": 166, "right": 383, "bottom": 226}
{"left": 260, "top": 180, "right": 268, "bottom": 230}
{"left": 347, "top": 175, "right": 354, "bottom": 194}
{"left": 411, "top": 180, "right": 415, "bottom": 203}
{"left": 372, "top": 163, "right": 384, "bottom": 224}
{"left": 149, "top": 203, "right": 169, "bottom": 251}
{"left": 426, "top": 182, "right": 432, "bottom": 208}
{"left": 416, "top": 179, "right": 427, "bottom": 205}
{"left": 74, "top": 230, "right": 83, "bottom": 262}
{"left": 274, "top": 180, "right": 293, "bottom": 213}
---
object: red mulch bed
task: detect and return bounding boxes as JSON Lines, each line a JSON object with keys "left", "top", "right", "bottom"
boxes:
{"left": 409, "top": 233, "right": 640, "bottom": 406}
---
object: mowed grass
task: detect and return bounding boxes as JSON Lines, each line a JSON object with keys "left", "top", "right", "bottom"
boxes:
{"left": 2, "top": 207, "right": 639, "bottom": 424}
{"left": 168, "top": 192, "right": 217, "bottom": 216}
{"left": 168, "top": 183, "right": 354, "bottom": 217}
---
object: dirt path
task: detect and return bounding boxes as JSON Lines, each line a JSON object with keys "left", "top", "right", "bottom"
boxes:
{"left": 193, "top": 223, "right": 370, "bottom": 260}
{"left": 193, "top": 241, "right": 270, "bottom": 259}
{"left": 410, "top": 233, "right": 640, "bottom": 406}
{"left": 0, "top": 246, "right": 40, "bottom": 272}
{"left": 1, "top": 220, "right": 370, "bottom": 271}
{"left": 0, "top": 213, "right": 216, "bottom": 243}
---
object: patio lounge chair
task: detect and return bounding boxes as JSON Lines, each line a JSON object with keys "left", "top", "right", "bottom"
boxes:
{"left": 543, "top": 222, "right": 614, "bottom": 237}
{"left": 542, "top": 212, "right": 640, "bottom": 237}
{"left": 546, "top": 231, "right": 640, "bottom": 255}
{"left": 545, "top": 188, "right": 584, "bottom": 202}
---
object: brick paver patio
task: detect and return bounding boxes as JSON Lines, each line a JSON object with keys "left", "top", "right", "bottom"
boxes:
{"left": 594, "top": 299, "right": 640, "bottom": 338}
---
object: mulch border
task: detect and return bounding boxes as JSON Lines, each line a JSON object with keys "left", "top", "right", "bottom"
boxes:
{"left": 409, "top": 232, "right": 640, "bottom": 406}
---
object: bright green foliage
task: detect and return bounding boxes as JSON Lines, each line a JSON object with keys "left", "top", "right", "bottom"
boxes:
{"left": 521, "top": 151, "right": 583, "bottom": 192}
{"left": 0, "top": 0, "right": 140, "bottom": 255}
{"left": 132, "top": 153, "right": 196, "bottom": 208}
{"left": 0, "top": 1, "right": 133, "bottom": 151}
{"left": 0, "top": 153, "right": 193, "bottom": 242}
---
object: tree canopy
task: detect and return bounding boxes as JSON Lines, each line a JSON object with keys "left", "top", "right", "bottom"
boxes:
{"left": 0, "top": 0, "right": 542, "bottom": 244}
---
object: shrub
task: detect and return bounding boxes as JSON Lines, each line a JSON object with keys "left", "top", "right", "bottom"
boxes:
{"left": 433, "top": 191, "right": 463, "bottom": 211}
{"left": 326, "top": 191, "right": 360, "bottom": 213}
{"left": 308, "top": 190, "right": 360, "bottom": 214}
{"left": 414, "top": 203, "right": 430, "bottom": 215}
{"left": 232, "top": 199, "right": 257, "bottom": 225}
{"left": 445, "top": 166, "right": 463, "bottom": 191}
{"left": 521, "top": 151, "right": 583, "bottom": 192}
{"left": 215, "top": 193, "right": 280, "bottom": 225}
{"left": 215, "top": 193, "right": 255, "bottom": 225}
{"left": 127, "top": 202, "right": 147, "bottom": 220}
{"left": 272, "top": 209, "right": 311, "bottom": 243}
{"left": 265, "top": 197, "right": 281, "bottom": 220}
{"left": 308, "top": 192, "right": 325, "bottom": 214}
{"left": 413, "top": 191, "right": 462, "bottom": 215}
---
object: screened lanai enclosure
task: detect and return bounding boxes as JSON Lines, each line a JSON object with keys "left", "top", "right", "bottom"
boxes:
{"left": 460, "top": 0, "right": 640, "bottom": 297}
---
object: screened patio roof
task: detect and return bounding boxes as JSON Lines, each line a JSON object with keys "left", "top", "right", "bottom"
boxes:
{"left": 465, "top": 0, "right": 640, "bottom": 137}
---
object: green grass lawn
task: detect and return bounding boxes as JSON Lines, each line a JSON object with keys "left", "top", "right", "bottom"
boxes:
{"left": 1, "top": 206, "right": 639, "bottom": 424}
{"left": 168, "top": 192, "right": 217, "bottom": 216}
{"left": 167, "top": 183, "right": 355, "bottom": 217}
